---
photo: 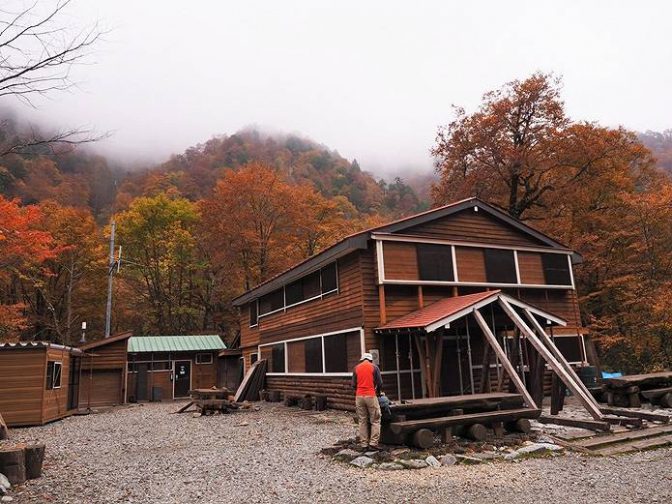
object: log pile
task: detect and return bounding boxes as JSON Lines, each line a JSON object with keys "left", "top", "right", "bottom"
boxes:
{"left": 0, "top": 442, "right": 45, "bottom": 485}
{"left": 602, "top": 372, "right": 672, "bottom": 408}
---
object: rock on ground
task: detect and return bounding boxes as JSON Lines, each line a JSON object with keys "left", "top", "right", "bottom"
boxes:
{"left": 6, "top": 402, "right": 672, "bottom": 504}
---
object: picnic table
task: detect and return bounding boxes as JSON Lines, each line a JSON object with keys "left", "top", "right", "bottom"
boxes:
{"left": 175, "top": 387, "right": 237, "bottom": 415}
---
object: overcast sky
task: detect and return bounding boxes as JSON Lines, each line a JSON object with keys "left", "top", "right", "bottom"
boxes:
{"left": 16, "top": 0, "right": 672, "bottom": 175}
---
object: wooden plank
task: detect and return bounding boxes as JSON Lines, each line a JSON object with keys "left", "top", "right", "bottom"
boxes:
{"left": 523, "top": 308, "right": 602, "bottom": 416}
{"left": 576, "top": 424, "right": 672, "bottom": 449}
{"left": 602, "top": 416, "right": 643, "bottom": 428}
{"left": 600, "top": 407, "right": 671, "bottom": 424}
{"left": 605, "top": 372, "right": 672, "bottom": 389}
{"left": 473, "top": 308, "right": 537, "bottom": 409}
{"left": 390, "top": 407, "right": 541, "bottom": 435}
{"left": 500, "top": 300, "right": 602, "bottom": 420}
{"left": 594, "top": 434, "right": 672, "bottom": 456}
{"left": 640, "top": 387, "right": 672, "bottom": 400}
{"left": 537, "top": 415, "right": 611, "bottom": 432}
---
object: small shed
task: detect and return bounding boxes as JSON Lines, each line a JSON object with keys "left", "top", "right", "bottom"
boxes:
{"left": 78, "top": 331, "right": 133, "bottom": 408}
{"left": 0, "top": 342, "right": 84, "bottom": 427}
{"left": 126, "top": 335, "right": 226, "bottom": 402}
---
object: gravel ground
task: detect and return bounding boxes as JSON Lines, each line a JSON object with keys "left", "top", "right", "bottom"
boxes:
{"left": 7, "top": 402, "right": 672, "bottom": 504}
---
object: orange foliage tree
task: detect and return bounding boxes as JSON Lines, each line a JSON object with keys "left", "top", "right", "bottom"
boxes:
{"left": 0, "top": 197, "right": 54, "bottom": 340}
{"left": 432, "top": 73, "right": 672, "bottom": 372}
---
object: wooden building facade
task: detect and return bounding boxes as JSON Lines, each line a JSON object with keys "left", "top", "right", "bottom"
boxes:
{"left": 126, "top": 335, "right": 225, "bottom": 402}
{"left": 0, "top": 342, "right": 83, "bottom": 427}
{"left": 233, "top": 198, "right": 594, "bottom": 410}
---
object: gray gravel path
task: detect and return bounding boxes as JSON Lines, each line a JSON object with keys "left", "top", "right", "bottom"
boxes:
{"left": 8, "top": 402, "right": 672, "bottom": 504}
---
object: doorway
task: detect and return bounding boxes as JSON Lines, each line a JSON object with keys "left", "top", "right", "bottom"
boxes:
{"left": 173, "top": 360, "right": 191, "bottom": 398}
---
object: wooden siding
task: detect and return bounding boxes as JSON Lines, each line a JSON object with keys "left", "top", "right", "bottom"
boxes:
{"left": 455, "top": 247, "right": 487, "bottom": 282}
{"left": 193, "top": 358, "right": 217, "bottom": 389}
{"left": 513, "top": 288, "right": 582, "bottom": 328}
{"left": 43, "top": 347, "right": 73, "bottom": 424}
{"left": 251, "top": 254, "right": 365, "bottom": 346}
{"left": 403, "top": 208, "right": 546, "bottom": 247}
{"left": 0, "top": 349, "right": 46, "bottom": 426}
{"left": 382, "top": 241, "right": 419, "bottom": 280}
{"left": 87, "top": 339, "right": 127, "bottom": 370}
{"left": 518, "top": 252, "right": 546, "bottom": 285}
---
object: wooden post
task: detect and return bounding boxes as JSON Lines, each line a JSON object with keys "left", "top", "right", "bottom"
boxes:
{"left": 500, "top": 300, "right": 603, "bottom": 420}
{"left": 417, "top": 285, "right": 424, "bottom": 308}
{"left": 378, "top": 285, "right": 387, "bottom": 325}
{"left": 473, "top": 309, "right": 537, "bottom": 409}
{"left": 550, "top": 373, "right": 566, "bottom": 415}
{"left": 479, "top": 344, "right": 492, "bottom": 393}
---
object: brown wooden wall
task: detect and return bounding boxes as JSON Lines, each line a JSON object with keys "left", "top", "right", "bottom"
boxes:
{"left": 87, "top": 339, "right": 127, "bottom": 370}
{"left": 42, "top": 347, "right": 74, "bottom": 424}
{"left": 382, "top": 241, "right": 418, "bottom": 280}
{"left": 404, "top": 208, "right": 546, "bottom": 246}
{"left": 0, "top": 349, "right": 46, "bottom": 426}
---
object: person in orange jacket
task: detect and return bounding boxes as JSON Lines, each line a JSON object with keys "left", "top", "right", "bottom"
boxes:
{"left": 352, "top": 352, "right": 383, "bottom": 448}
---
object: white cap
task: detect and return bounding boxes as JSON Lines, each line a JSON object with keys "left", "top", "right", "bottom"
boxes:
{"left": 360, "top": 352, "right": 373, "bottom": 362}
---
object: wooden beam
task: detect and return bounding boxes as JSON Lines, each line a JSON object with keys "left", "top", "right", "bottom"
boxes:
{"left": 521, "top": 306, "right": 604, "bottom": 418}
{"left": 473, "top": 309, "right": 537, "bottom": 409}
{"left": 599, "top": 407, "right": 670, "bottom": 424}
{"left": 537, "top": 415, "right": 611, "bottom": 432}
{"left": 389, "top": 407, "right": 540, "bottom": 435}
{"left": 417, "top": 285, "right": 424, "bottom": 309}
{"left": 499, "top": 299, "right": 603, "bottom": 420}
{"left": 378, "top": 285, "right": 387, "bottom": 325}
{"left": 479, "top": 343, "right": 491, "bottom": 393}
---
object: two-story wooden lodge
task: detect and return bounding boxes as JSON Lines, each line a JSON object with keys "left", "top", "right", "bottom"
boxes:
{"left": 233, "top": 198, "right": 595, "bottom": 410}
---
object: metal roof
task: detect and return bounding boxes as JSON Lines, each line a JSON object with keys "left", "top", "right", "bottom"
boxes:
{"left": 375, "top": 291, "right": 567, "bottom": 333}
{"left": 0, "top": 341, "right": 84, "bottom": 355}
{"left": 127, "top": 335, "right": 226, "bottom": 353}
{"left": 232, "top": 197, "right": 582, "bottom": 306}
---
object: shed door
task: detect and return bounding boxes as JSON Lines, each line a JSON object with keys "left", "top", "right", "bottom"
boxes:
{"left": 80, "top": 370, "right": 122, "bottom": 408}
{"left": 174, "top": 361, "right": 191, "bottom": 398}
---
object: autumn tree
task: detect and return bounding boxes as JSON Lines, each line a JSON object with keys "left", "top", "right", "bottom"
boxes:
{"left": 115, "top": 193, "right": 204, "bottom": 334}
{"left": 432, "top": 73, "right": 653, "bottom": 220}
{"left": 0, "top": 196, "right": 54, "bottom": 340}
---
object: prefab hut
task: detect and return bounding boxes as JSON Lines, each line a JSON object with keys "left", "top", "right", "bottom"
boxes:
{"left": 0, "top": 342, "right": 84, "bottom": 427}
{"left": 126, "top": 335, "right": 226, "bottom": 401}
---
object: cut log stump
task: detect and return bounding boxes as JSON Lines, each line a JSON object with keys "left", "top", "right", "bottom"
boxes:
{"left": 661, "top": 393, "right": 672, "bottom": 409}
{"left": 24, "top": 443, "right": 45, "bottom": 479}
{"left": 0, "top": 443, "right": 27, "bottom": 485}
{"left": 466, "top": 423, "right": 488, "bottom": 441}
{"left": 505, "top": 418, "right": 532, "bottom": 434}
{"left": 411, "top": 428, "right": 435, "bottom": 449}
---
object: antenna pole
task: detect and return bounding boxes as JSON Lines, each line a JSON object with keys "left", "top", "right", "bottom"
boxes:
{"left": 104, "top": 220, "right": 116, "bottom": 338}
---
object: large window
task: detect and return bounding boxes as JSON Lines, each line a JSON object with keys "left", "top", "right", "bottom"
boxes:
{"left": 320, "top": 263, "right": 338, "bottom": 293}
{"left": 255, "top": 262, "right": 339, "bottom": 318}
{"left": 285, "top": 271, "right": 321, "bottom": 306}
{"left": 270, "top": 343, "right": 285, "bottom": 373}
{"left": 263, "top": 330, "right": 360, "bottom": 374}
{"left": 484, "top": 248, "right": 517, "bottom": 284}
{"left": 46, "top": 361, "right": 62, "bottom": 390}
{"left": 416, "top": 244, "right": 454, "bottom": 281}
{"left": 542, "top": 253, "right": 572, "bottom": 286}
{"left": 259, "top": 288, "right": 284, "bottom": 315}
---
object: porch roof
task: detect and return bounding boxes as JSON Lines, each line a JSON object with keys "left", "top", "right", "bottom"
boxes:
{"left": 375, "top": 290, "right": 567, "bottom": 333}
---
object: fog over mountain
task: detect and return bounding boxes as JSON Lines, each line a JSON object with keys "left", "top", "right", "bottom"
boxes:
{"left": 9, "top": 0, "right": 672, "bottom": 178}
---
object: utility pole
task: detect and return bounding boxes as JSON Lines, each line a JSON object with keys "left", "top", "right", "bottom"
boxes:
{"left": 104, "top": 220, "right": 116, "bottom": 338}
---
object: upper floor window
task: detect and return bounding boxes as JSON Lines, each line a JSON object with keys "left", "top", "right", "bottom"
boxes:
{"left": 416, "top": 243, "right": 454, "bottom": 281}
{"left": 259, "top": 288, "right": 284, "bottom": 315}
{"left": 542, "top": 253, "right": 572, "bottom": 285}
{"left": 484, "top": 248, "right": 517, "bottom": 284}
{"left": 249, "top": 300, "right": 258, "bottom": 327}
{"left": 254, "top": 262, "right": 339, "bottom": 318}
